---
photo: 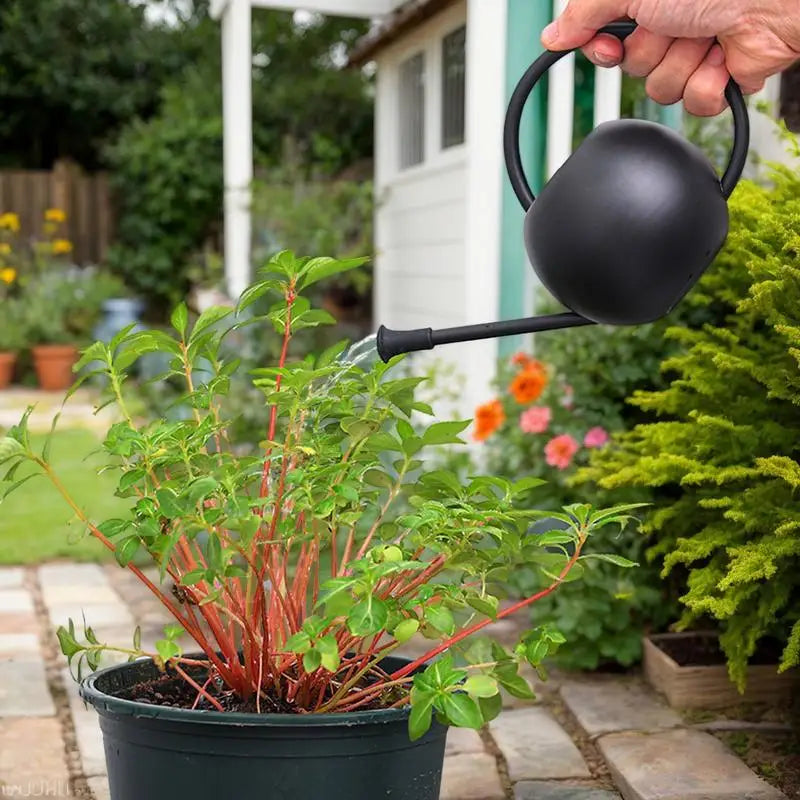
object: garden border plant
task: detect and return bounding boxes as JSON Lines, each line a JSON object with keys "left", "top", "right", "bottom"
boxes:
{"left": 0, "top": 252, "right": 639, "bottom": 797}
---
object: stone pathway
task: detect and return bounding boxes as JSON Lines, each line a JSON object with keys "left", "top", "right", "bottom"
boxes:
{"left": 0, "top": 388, "right": 116, "bottom": 433}
{"left": 0, "top": 563, "right": 788, "bottom": 800}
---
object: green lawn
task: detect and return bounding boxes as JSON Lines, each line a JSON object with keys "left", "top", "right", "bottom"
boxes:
{"left": 0, "top": 429, "right": 130, "bottom": 564}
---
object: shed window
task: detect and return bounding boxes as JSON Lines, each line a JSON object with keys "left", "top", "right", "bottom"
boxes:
{"left": 399, "top": 52, "right": 426, "bottom": 169}
{"left": 442, "top": 26, "right": 466, "bottom": 149}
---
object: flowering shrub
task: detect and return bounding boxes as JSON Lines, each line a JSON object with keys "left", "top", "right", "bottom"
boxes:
{"left": 472, "top": 353, "right": 673, "bottom": 670}
{"left": 473, "top": 353, "right": 610, "bottom": 483}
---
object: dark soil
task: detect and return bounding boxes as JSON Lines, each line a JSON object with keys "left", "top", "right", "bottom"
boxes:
{"left": 655, "top": 634, "right": 785, "bottom": 667}
{"left": 718, "top": 730, "right": 800, "bottom": 799}
{"left": 118, "top": 667, "right": 398, "bottom": 714}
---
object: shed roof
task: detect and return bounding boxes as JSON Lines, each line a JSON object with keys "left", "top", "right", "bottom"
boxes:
{"left": 348, "top": 0, "right": 460, "bottom": 66}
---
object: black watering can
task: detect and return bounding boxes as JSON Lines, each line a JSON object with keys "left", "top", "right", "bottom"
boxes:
{"left": 376, "top": 21, "right": 750, "bottom": 363}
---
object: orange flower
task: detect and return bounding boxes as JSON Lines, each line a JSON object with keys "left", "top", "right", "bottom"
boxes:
{"left": 509, "top": 361, "right": 548, "bottom": 404}
{"left": 473, "top": 399, "right": 505, "bottom": 442}
{"left": 511, "top": 352, "right": 532, "bottom": 367}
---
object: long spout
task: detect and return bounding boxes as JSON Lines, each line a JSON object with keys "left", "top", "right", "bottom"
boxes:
{"left": 376, "top": 312, "right": 595, "bottom": 363}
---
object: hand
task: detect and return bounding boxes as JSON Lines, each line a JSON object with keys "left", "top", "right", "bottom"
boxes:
{"left": 541, "top": 0, "right": 800, "bottom": 116}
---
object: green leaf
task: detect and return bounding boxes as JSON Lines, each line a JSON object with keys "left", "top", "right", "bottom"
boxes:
{"left": 316, "top": 636, "right": 340, "bottom": 672}
{"left": 303, "top": 648, "right": 322, "bottom": 672}
{"left": 581, "top": 554, "right": 639, "bottom": 568}
{"left": 133, "top": 626, "right": 142, "bottom": 651}
{"left": 163, "top": 624, "right": 184, "bottom": 639}
{"left": 347, "top": 598, "right": 389, "bottom": 636}
{"left": 526, "top": 639, "right": 549, "bottom": 666}
{"left": 462, "top": 675, "right": 499, "bottom": 698}
{"left": 74, "top": 341, "right": 107, "bottom": 372}
{"left": 478, "top": 692, "right": 503, "bottom": 723}
{"left": 393, "top": 618, "right": 420, "bottom": 644}
{"left": 440, "top": 693, "right": 483, "bottom": 729}
{"left": 298, "top": 256, "right": 368, "bottom": 290}
{"left": 466, "top": 594, "right": 499, "bottom": 619}
{"left": 285, "top": 632, "right": 312, "bottom": 654}
{"left": 424, "top": 604, "right": 455, "bottom": 636}
{"left": 114, "top": 537, "right": 140, "bottom": 567}
{"left": 155, "top": 639, "right": 181, "bottom": 664}
{"left": 56, "top": 624, "right": 82, "bottom": 659}
{"left": 0, "top": 437, "right": 24, "bottom": 462}
{"left": 497, "top": 673, "right": 535, "bottom": 699}
{"left": 191, "top": 306, "right": 232, "bottom": 339}
{"left": 409, "top": 689, "right": 435, "bottom": 741}
{"left": 317, "top": 578, "right": 357, "bottom": 617}
{"left": 156, "top": 488, "right": 183, "bottom": 518}
{"left": 422, "top": 421, "right": 471, "bottom": 445}
{"left": 170, "top": 303, "right": 188, "bottom": 338}
{"left": 187, "top": 476, "right": 218, "bottom": 506}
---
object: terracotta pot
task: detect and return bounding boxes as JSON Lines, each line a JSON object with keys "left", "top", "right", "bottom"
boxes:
{"left": 32, "top": 344, "right": 78, "bottom": 391}
{"left": 0, "top": 351, "right": 16, "bottom": 389}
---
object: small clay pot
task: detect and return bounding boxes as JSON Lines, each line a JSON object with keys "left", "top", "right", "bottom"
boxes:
{"left": 0, "top": 351, "right": 16, "bottom": 389}
{"left": 32, "top": 344, "right": 78, "bottom": 391}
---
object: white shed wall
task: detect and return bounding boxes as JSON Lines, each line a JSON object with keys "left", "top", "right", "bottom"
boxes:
{"left": 373, "top": 1, "right": 474, "bottom": 418}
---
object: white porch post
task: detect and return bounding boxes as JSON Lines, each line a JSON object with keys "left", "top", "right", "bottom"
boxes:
{"left": 593, "top": 66, "right": 623, "bottom": 127}
{"left": 220, "top": 0, "right": 254, "bottom": 300}
{"left": 546, "top": 0, "right": 575, "bottom": 177}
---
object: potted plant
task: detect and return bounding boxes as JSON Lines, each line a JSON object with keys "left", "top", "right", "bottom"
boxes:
{"left": 0, "top": 252, "right": 638, "bottom": 800}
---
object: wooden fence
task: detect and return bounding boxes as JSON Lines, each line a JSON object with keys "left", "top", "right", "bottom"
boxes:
{"left": 0, "top": 160, "right": 114, "bottom": 265}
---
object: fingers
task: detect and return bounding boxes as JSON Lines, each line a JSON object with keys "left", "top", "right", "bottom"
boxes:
{"left": 542, "top": 0, "right": 631, "bottom": 50}
{"left": 619, "top": 27, "right": 673, "bottom": 77}
{"left": 581, "top": 34, "right": 625, "bottom": 67}
{"left": 645, "top": 37, "right": 716, "bottom": 106}
{"left": 683, "top": 46, "right": 731, "bottom": 116}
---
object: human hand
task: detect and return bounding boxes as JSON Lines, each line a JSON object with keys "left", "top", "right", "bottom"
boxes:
{"left": 541, "top": 0, "right": 800, "bottom": 116}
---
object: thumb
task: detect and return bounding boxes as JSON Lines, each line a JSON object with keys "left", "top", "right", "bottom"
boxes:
{"left": 542, "top": 0, "right": 632, "bottom": 50}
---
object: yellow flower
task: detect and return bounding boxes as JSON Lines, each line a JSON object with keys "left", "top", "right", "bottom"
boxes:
{"left": 45, "top": 208, "right": 66, "bottom": 223}
{"left": 0, "top": 213, "right": 20, "bottom": 233}
{"left": 0, "top": 268, "right": 16, "bottom": 285}
{"left": 0, "top": 243, "right": 11, "bottom": 255}
{"left": 52, "top": 239, "right": 74, "bottom": 255}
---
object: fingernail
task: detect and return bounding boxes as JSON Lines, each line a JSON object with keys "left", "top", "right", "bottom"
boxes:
{"left": 707, "top": 45, "right": 725, "bottom": 66}
{"left": 592, "top": 48, "right": 619, "bottom": 67}
{"left": 542, "top": 21, "right": 559, "bottom": 46}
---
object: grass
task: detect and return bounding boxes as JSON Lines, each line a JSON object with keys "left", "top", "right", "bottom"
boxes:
{"left": 0, "top": 428, "right": 130, "bottom": 564}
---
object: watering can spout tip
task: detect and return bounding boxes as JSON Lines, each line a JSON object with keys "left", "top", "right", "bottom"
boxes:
{"left": 376, "top": 325, "right": 435, "bottom": 363}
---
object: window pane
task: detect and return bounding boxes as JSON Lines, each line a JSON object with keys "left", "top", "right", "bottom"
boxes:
{"left": 442, "top": 25, "right": 466, "bottom": 149}
{"left": 399, "top": 53, "right": 426, "bottom": 169}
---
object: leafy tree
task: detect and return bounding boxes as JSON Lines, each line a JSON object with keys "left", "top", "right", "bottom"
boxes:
{"left": 578, "top": 161, "right": 800, "bottom": 686}
{"left": 0, "top": 0, "right": 189, "bottom": 169}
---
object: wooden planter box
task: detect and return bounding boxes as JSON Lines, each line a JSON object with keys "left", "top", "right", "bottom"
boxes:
{"left": 643, "top": 632, "right": 798, "bottom": 709}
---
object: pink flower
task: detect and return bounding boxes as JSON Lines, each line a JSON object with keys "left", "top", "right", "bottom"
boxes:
{"left": 519, "top": 406, "right": 552, "bottom": 434}
{"left": 584, "top": 427, "right": 610, "bottom": 449}
{"left": 545, "top": 434, "right": 579, "bottom": 471}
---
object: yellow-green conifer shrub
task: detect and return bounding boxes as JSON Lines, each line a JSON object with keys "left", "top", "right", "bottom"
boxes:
{"left": 578, "top": 163, "right": 800, "bottom": 688}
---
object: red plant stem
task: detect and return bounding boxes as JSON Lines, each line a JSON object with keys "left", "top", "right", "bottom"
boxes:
{"left": 173, "top": 663, "right": 225, "bottom": 712}
{"left": 389, "top": 537, "right": 587, "bottom": 684}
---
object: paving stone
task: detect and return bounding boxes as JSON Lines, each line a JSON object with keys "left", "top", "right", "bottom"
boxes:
{"left": 38, "top": 563, "right": 108, "bottom": 587}
{"left": 561, "top": 680, "right": 682, "bottom": 737}
{"left": 515, "top": 784, "right": 621, "bottom": 800}
{"left": 72, "top": 707, "right": 107, "bottom": 777}
{"left": 0, "top": 633, "right": 39, "bottom": 654}
{"left": 0, "top": 717, "right": 70, "bottom": 794}
{"left": 490, "top": 708, "right": 590, "bottom": 782}
{"left": 0, "top": 568, "right": 24, "bottom": 589}
{"left": 445, "top": 726, "right": 485, "bottom": 756}
{"left": 440, "top": 753, "right": 504, "bottom": 800}
{"left": 88, "top": 776, "right": 111, "bottom": 800}
{"left": 0, "top": 657, "right": 55, "bottom": 717}
{"left": 0, "top": 612, "right": 38, "bottom": 635}
{"left": 598, "top": 729, "right": 786, "bottom": 800}
{"left": 47, "top": 602, "right": 134, "bottom": 630}
{"left": 0, "top": 589, "right": 34, "bottom": 614}
{"left": 42, "top": 584, "right": 123, "bottom": 608}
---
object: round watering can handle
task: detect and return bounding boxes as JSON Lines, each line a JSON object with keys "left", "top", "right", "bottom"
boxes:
{"left": 504, "top": 20, "right": 750, "bottom": 211}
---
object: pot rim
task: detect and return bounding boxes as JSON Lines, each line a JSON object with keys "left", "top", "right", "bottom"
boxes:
{"left": 32, "top": 343, "right": 78, "bottom": 354}
{"left": 80, "top": 655, "right": 415, "bottom": 728}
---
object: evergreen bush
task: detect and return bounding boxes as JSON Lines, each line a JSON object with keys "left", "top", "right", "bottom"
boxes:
{"left": 578, "top": 162, "right": 800, "bottom": 685}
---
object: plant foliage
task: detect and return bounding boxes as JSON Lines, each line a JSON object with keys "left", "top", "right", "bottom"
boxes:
{"left": 1, "top": 251, "right": 637, "bottom": 737}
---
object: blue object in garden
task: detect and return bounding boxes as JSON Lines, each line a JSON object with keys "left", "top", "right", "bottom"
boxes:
{"left": 93, "top": 298, "right": 146, "bottom": 343}
{"left": 376, "top": 21, "right": 751, "bottom": 363}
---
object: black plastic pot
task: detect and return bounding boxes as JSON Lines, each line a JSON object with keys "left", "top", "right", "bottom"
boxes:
{"left": 80, "top": 655, "right": 447, "bottom": 800}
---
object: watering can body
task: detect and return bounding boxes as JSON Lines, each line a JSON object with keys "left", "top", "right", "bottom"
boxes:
{"left": 525, "top": 118, "right": 730, "bottom": 325}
